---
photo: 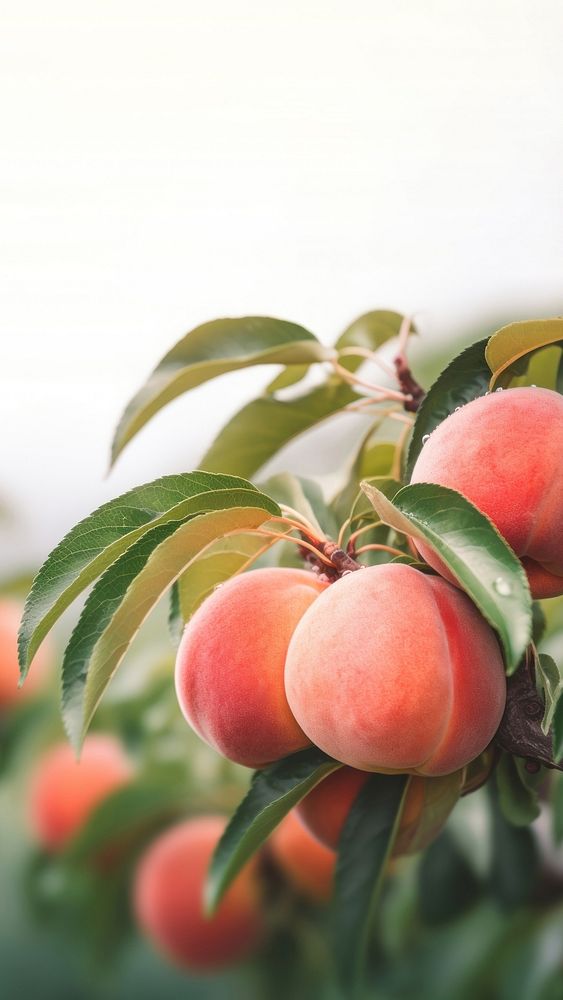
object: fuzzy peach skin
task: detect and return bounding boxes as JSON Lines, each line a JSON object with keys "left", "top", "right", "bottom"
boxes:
{"left": 29, "top": 734, "right": 134, "bottom": 851}
{"left": 285, "top": 564, "right": 506, "bottom": 776}
{"left": 175, "top": 567, "right": 326, "bottom": 768}
{"left": 0, "top": 599, "right": 51, "bottom": 710}
{"left": 296, "top": 767, "right": 462, "bottom": 855}
{"left": 134, "top": 816, "right": 264, "bottom": 972}
{"left": 269, "top": 810, "right": 335, "bottom": 904}
{"left": 410, "top": 386, "right": 563, "bottom": 599}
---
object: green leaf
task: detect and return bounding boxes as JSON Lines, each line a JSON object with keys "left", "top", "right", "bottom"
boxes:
{"left": 532, "top": 601, "right": 547, "bottom": 646}
{"left": 485, "top": 318, "right": 563, "bottom": 389}
{"left": 260, "top": 472, "right": 338, "bottom": 539}
{"left": 18, "top": 471, "right": 262, "bottom": 678}
{"left": 265, "top": 364, "right": 310, "bottom": 394}
{"left": 332, "top": 433, "right": 396, "bottom": 524}
{"left": 335, "top": 310, "right": 415, "bottom": 372}
{"left": 201, "top": 382, "right": 360, "bottom": 478}
{"left": 535, "top": 653, "right": 563, "bottom": 735}
{"left": 406, "top": 339, "right": 490, "bottom": 479}
{"left": 418, "top": 830, "right": 481, "bottom": 925}
{"left": 177, "top": 532, "right": 275, "bottom": 623}
{"left": 62, "top": 497, "right": 278, "bottom": 748}
{"left": 495, "top": 752, "right": 541, "bottom": 826}
{"left": 360, "top": 481, "right": 532, "bottom": 672}
{"left": 65, "top": 778, "right": 186, "bottom": 863}
{"left": 333, "top": 773, "right": 411, "bottom": 990}
{"left": 168, "top": 581, "right": 183, "bottom": 644}
{"left": 205, "top": 748, "right": 340, "bottom": 915}
{"left": 488, "top": 784, "right": 539, "bottom": 908}
{"left": 111, "top": 317, "right": 333, "bottom": 465}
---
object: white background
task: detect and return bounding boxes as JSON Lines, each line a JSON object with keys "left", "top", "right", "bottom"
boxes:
{"left": 2, "top": 1, "right": 563, "bottom": 570}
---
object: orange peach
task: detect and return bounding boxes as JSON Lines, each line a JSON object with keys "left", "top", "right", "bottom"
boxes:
{"left": 269, "top": 810, "right": 335, "bottom": 904}
{"left": 175, "top": 568, "right": 326, "bottom": 768}
{"left": 0, "top": 599, "right": 51, "bottom": 710}
{"left": 285, "top": 563, "right": 506, "bottom": 776}
{"left": 133, "top": 816, "right": 264, "bottom": 971}
{"left": 296, "top": 767, "right": 462, "bottom": 855}
{"left": 29, "top": 734, "right": 133, "bottom": 851}
{"left": 410, "top": 387, "right": 563, "bottom": 599}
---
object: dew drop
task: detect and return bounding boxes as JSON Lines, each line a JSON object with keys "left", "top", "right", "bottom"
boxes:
{"left": 454, "top": 406, "right": 462, "bottom": 412}
{"left": 484, "top": 391, "right": 490, "bottom": 396}
{"left": 495, "top": 387, "right": 504, "bottom": 392}
{"left": 493, "top": 576, "right": 512, "bottom": 596}
{"left": 530, "top": 383, "right": 537, "bottom": 388}
{"left": 422, "top": 434, "right": 431, "bottom": 444}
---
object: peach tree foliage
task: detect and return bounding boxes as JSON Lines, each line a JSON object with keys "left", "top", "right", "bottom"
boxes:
{"left": 18, "top": 312, "right": 563, "bottom": 989}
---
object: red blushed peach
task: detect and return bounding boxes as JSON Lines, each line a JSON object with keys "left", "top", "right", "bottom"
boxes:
{"left": 175, "top": 568, "right": 326, "bottom": 768}
{"left": 269, "top": 810, "right": 335, "bottom": 904}
{"left": 296, "top": 767, "right": 462, "bottom": 855}
{"left": 29, "top": 734, "right": 134, "bottom": 851}
{"left": 284, "top": 564, "right": 506, "bottom": 776}
{"left": 410, "top": 386, "right": 563, "bottom": 599}
{"left": 0, "top": 599, "right": 51, "bottom": 710}
{"left": 133, "top": 816, "right": 264, "bottom": 971}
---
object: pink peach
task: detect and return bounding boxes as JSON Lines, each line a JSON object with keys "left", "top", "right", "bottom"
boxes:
{"left": 410, "top": 387, "right": 563, "bottom": 599}
{"left": 284, "top": 564, "right": 506, "bottom": 776}
{"left": 175, "top": 568, "right": 325, "bottom": 768}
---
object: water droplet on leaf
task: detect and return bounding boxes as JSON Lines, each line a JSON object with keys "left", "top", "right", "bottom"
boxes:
{"left": 493, "top": 577, "right": 512, "bottom": 596}
{"left": 422, "top": 434, "right": 431, "bottom": 444}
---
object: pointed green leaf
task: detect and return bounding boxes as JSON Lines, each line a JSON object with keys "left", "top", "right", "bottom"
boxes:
{"left": 488, "top": 784, "right": 539, "bottom": 908}
{"left": 336, "top": 310, "right": 416, "bottom": 372}
{"left": 332, "top": 435, "right": 397, "bottom": 524}
{"left": 495, "top": 752, "right": 541, "bottom": 826}
{"left": 333, "top": 773, "right": 411, "bottom": 989}
{"left": 406, "top": 339, "right": 490, "bottom": 479}
{"left": 206, "top": 749, "right": 340, "bottom": 915}
{"left": 18, "top": 471, "right": 261, "bottom": 677}
{"left": 177, "top": 532, "right": 276, "bottom": 623}
{"left": 265, "top": 364, "right": 310, "bottom": 394}
{"left": 201, "top": 382, "right": 360, "bottom": 477}
{"left": 62, "top": 497, "right": 278, "bottom": 747}
{"left": 486, "top": 318, "right": 563, "bottom": 389}
{"left": 360, "top": 481, "right": 532, "bottom": 671}
{"left": 535, "top": 653, "right": 563, "bottom": 735}
{"left": 111, "top": 317, "right": 333, "bottom": 465}
{"left": 260, "top": 472, "right": 339, "bottom": 539}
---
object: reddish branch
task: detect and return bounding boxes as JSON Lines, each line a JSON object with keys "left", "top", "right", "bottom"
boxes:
{"left": 394, "top": 354, "right": 426, "bottom": 413}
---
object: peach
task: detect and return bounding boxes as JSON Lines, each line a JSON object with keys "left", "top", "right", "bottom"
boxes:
{"left": 269, "top": 810, "right": 335, "bottom": 903}
{"left": 410, "top": 387, "right": 563, "bottom": 599}
{"left": 0, "top": 598, "right": 51, "bottom": 710}
{"left": 296, "top": 767, "right": 462, "bottom": 855}
{"left": 133, "top": 816, "right": 264, "bottom": 971}
{"left": 29, "top": 734, "right": 133, "bottom": 851}
{"left": 285, "top": 563, "right": 506, "bottom": 776}
{"left": 175, "top": 567, "right": 326, "bottom": 768}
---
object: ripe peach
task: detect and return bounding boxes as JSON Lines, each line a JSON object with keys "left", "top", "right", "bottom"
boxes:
{"left": 133, "top": 816, "right": 264, "bottom": 971}
{"left": 410, "top": 386, "right": 563, "bottom": 599}
{"left": 0, "top": 599, "right": 50, "bottom": 710}
{"left": 296, "top": 767, "right": 462, "bottom": 855}
{"left": 269, "top": 810, "right": 335, "bottom": 904}
{"left": 29, "top": 734, "right": 133, "bottom": 851}
{"left": 285, "top": 563, "right": 506, "bottom": 776}
{"left": 175, "top": 567, "right": 326, "bottom": 768}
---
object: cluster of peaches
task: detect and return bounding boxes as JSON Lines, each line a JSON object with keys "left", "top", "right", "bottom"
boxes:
{"left": 3, "top": 386, "right": 563, "bottom": 975}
